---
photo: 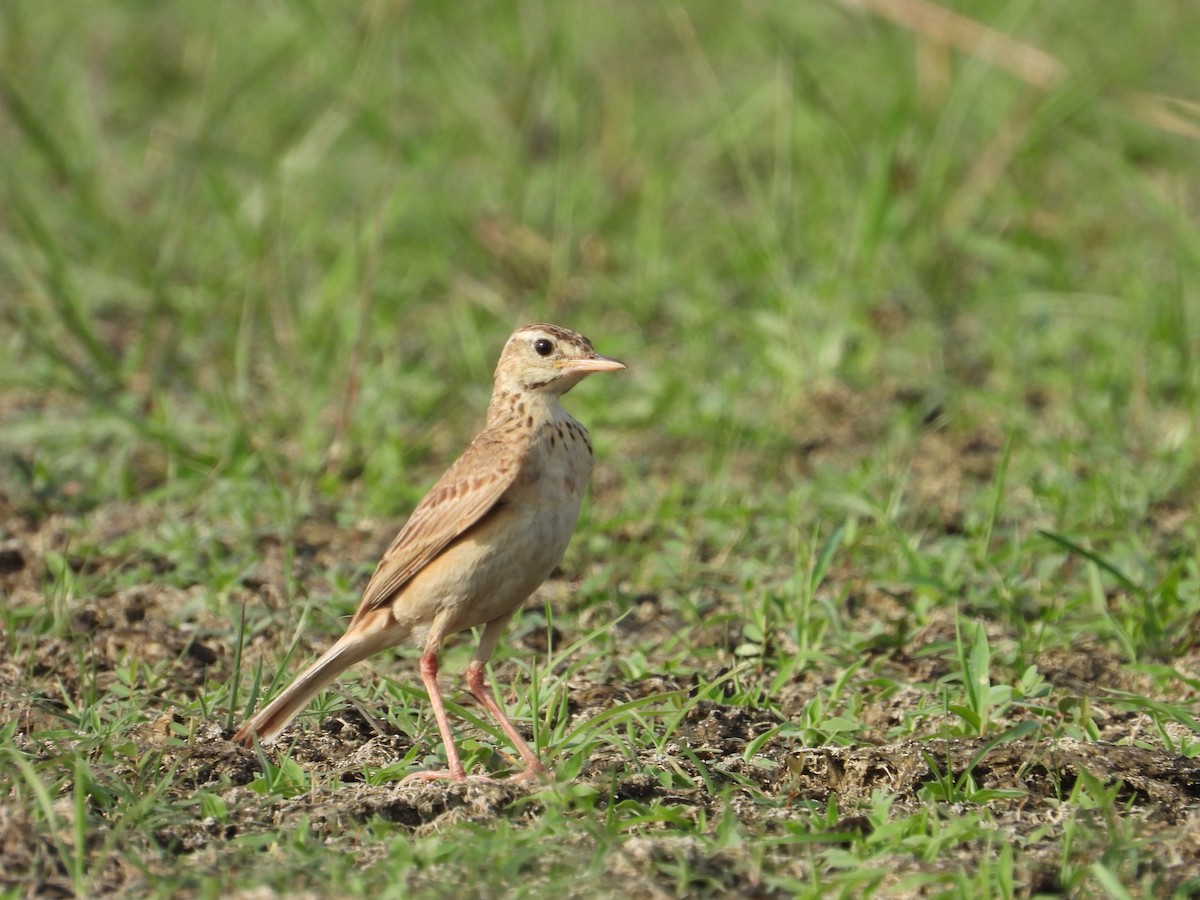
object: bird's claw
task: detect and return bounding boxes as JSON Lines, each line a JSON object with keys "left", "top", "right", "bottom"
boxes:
{"left": 399, "top": 765, "right": 550, "bottom": 786}
{"left": 399, "top": 768, "right": 467, "bottom": 785}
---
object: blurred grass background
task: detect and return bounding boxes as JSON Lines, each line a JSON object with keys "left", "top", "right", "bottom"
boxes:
{"left": 4, "top": 0, "right": 1196, "bottom": 518}
{"left": 2, "top": 0, "right": 1199, "bottom": 894}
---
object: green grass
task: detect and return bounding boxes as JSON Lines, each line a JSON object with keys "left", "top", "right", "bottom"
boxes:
{"left": 3, "top": 0, "right": 1200, "bottom": 896}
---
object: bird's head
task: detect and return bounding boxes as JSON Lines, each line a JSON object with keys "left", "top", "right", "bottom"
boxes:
{"left": 494, "top": 324, "right": 625, "bottom": 397}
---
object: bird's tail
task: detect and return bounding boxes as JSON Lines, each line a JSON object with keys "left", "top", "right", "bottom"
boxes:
{"left": 232, "top": 611, "right": 403, "bottom": 745}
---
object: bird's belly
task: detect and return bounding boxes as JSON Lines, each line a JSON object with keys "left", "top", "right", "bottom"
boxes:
{"left": 392, "top": 492, "right": 584, "bottom": 639}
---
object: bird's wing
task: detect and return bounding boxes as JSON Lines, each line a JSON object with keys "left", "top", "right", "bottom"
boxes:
{"left": 349, "top": 430, "right": 524, "bottom": 625}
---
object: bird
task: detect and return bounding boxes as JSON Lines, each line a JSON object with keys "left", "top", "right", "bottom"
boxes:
{"left": 232, "top": 323, "right": 625, "bottom": 783}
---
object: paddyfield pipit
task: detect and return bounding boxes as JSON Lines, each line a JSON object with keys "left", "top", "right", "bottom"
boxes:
{"left": 232, "top": 324, "right": 625, "bottom": 782}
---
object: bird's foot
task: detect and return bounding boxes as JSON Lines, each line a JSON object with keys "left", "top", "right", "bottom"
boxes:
{"left": 399, "top": 768, "right": 467, "bottom": 785}
{"left": 507, "top": 765, "right": 550, "bottom": 783}
{"left": 399, "top": 764, "right": 549, "bottom": 786}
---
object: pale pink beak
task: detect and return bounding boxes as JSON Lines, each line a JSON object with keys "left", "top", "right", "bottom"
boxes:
{"left": 555, "top": 354, "right": 626, "bottom": 374}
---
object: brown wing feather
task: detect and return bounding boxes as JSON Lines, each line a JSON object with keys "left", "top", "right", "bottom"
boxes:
{"left": 349, "top": 430, "right": 522, "bottom": 625}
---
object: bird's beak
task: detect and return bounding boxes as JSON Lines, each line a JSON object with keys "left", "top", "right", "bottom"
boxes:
{"left": 555, "top": 354, "right": 626, "bottom": 374}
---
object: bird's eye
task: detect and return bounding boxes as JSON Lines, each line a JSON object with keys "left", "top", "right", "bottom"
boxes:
{"left": 534, "top": 339, "right": 554, "bottom": 357}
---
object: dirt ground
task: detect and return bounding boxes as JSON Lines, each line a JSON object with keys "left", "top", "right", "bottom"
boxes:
{"left": 3, "top": 467, "right": 1200, "bottom": 897}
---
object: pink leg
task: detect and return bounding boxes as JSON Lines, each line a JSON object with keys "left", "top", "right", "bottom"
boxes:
{"left": 466, "top": 661, "right": 548, "bottom": 781}
{"left": 466, "top": 616, "right": 549, "bottom": 781}
{"left": 401, "top": 649, "right": 467, "bottom": 783}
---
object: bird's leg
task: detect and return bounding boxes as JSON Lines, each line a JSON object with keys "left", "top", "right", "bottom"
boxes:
{"left": 466, "top": 661, "right": 548, "bottom": 780}
{"left": 401, "top": 647, "right": 468, "bottom": 783}
{"left": 467, "top": 617, "right": 549, "bottom": 781}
